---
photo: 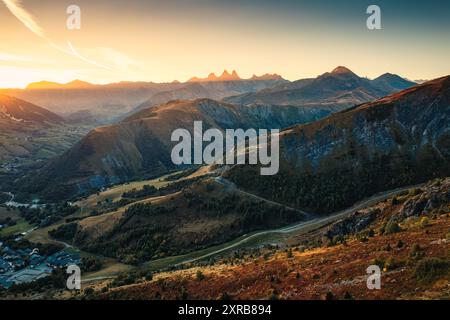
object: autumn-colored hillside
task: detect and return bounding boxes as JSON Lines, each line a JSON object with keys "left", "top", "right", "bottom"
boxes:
{"left": 101, "top": 179, "right": 450, "bottom": 300}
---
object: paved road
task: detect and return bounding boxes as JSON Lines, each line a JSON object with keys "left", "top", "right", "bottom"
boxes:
{"left": 81, "top": 177, "right": 422, "bottom": 281}
{"left": 175, "top": 182, "right": 421, "bottom": 266}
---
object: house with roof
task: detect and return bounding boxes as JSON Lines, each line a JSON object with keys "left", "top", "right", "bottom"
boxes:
{"left": 47, "top": 251, "right": 81, "bottom": 268}
{"left": 0, "top": 259, "right": 12, "bottom": 273}
{"left": 0, "top": 277, "right": 13, "bottom": 289}
{"left": 29, "top": 254, "right": 45, "bottom": 267}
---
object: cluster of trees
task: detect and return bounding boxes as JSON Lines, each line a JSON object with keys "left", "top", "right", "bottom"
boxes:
{"left": 0, "top": 193, "right": 10, "bottom": 204}
{"left": 110, "top": 269, "right": 153, "bottom": 288}
{"left": 182, "top": 192, "right": 241, "bottom": 215}
{"left": 122, "top": 185, "right": 157, "bottom": 199}
{"left": 12, "top": 175, "right": 76, "bottom": 203}
{"left": 48, "top": 222, "right": 78, "bottom": 242}
{"left": 0, "top": 216, "right": 16, "bottom": 228}
{"left": 184, "top": 192, "right": 301, "bottom": 229}
{"left": 80, "top": 189, "right": 303, "bottom": 263}
{"left": 19, "top": 202, "right": 78, "bottom": 226}
{"left": 226, "top": 145, "right": 450, "bottom": 214}
{"left": 0, "top": 238, "right": 63, "bottom": 254}
{"left": 82, "top": 257, "right": 103, "bottom": 272}
{"left": 79, "top": 204, "right": 173, "bottom": 263}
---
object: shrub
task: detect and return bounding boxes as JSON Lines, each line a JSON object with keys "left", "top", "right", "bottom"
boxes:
{"left": 286, "top": 249, "right": 293, "bottom": 258}
{"left": 409, "top": 188, "right": 423, "bottom": 196}
{"left": 343, "top": 292, "right": 354, "bottom": 300}
{"left": 110, "top": 272, "right": 138, "bottom": 287}
{"left": 84, "top": 287, "right": 94, "bottom": 295}
{"left": 384, "top": 221, "right": 401, "bottom": 235}
{"left": 196, "top": 270, "right": 205, "bottom": 281}
{"left": 219, "top": 292, "right": 232, "bottom": 300}
{"left": 269, "top": 293, "right": 279, "bottom": 300}
{"left": 82, "top": 257, "right": 102, "bottom": 272}
{"left": 372, "top": 258, "right": 385, "bottom": 268}
{"left": 419, "top": 217, "right": 430, "bottom": 228}
{"left": 357, "top": 233, "right": 368, "bottom": 242}
{"left": 145, "top": 272, "right": 153, "bottom": 281}
{"left": 414, "top": 258, "right": 449, "bottom": 283}
{"left": 409, "top": 244, "right": 424, "bottom": 260}
{"left": 48, "top": 223, "right": 78, "bottom": 241}
{"left": 384, "top": 257, "right": 402, "bottom": 271}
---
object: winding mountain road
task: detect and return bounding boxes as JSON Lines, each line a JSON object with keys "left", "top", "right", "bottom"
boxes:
{"left": 82, "top": 177, "right": 421, "bottom": 281}
{"left": 174, "top": 181, "right": 421, "bottom": 266}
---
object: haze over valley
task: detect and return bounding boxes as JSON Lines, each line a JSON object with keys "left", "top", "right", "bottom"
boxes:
{"left": 0, "top": 0, "right": 449, "bottom": 302}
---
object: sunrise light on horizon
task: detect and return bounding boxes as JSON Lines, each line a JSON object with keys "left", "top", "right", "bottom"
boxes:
{"left": 1, "top": 0, "right": 450, "bottom": 88}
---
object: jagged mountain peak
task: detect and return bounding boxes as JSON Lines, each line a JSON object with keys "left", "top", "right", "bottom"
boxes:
{"left": 188, "top": 70, "right": 242, "bottom": 82}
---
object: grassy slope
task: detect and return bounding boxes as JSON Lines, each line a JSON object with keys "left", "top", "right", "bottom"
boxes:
{"left": 75, "top": 171, "right": 181, "bottom": 210}
{"left": 22, "top": 167, "right": 215, "bottom": 280}
{"left": 0, "top": 206, "right": 33, "bottom": 237}
{"left": 100, "top": 180, "right": 450, "bottom": 300}
{"left": 0, "top": 219, "right": 33, "bottom": 237}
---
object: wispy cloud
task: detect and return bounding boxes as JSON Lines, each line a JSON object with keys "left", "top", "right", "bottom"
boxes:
{"left": 2, "top": 0, "right": 45, "bottom": 38}
{"left": 1, "top": 0, "right": 135, "bottom": 71}
{"left": 0, "top": 52, "right": 33, "bottom": 62}
{"left": 66, "top": 41, "right": 113, "bottom": 70}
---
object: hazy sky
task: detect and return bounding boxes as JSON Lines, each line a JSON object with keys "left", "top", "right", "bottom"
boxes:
{"left": 1, "top": 0, "right": 449, "bottom": 88}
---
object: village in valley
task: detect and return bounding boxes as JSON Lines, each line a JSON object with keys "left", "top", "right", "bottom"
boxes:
{"left": 0, "top": 242, "right": 80, "bottom": 289}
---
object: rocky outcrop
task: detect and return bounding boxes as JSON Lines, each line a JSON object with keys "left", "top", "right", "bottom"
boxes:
{"left": 400, "top": 179, "right": 450, "bottom": 218}
{"left": 325, "top": 210, "right": 378, "bottom": 239}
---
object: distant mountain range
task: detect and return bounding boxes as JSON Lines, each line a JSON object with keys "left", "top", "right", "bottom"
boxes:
{"left": 124, "top": 67, "right": 415, "bottom": 120}
{"left": 0, "top": 82, "right": 182, "bottom": 123}
{"left": 226, "top": 76, "right": 450, "bottom": 213}
{"left": 129, "top": 76, "right": 288, "bottom": 117}
{"left": 0, "top": 68, "right": 414, "bottom": 124}
{"left": 188, "top": 70, "right": 284, "bottom": 82}
{"left": 224, "top": 66, "right": 416, "bottom": 107}
{"left": 25, "top": 79, "right": 95, "bottom": 90}
{"left": 10, "top": 67, "right": 430, "bottom": 201}
{"left": 0, "top": 72, "right": 287, "bottom": 123}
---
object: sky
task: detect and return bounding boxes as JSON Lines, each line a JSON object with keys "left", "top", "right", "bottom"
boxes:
{"left": 0, "top": 0, "right": 449, "bottom": 88}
